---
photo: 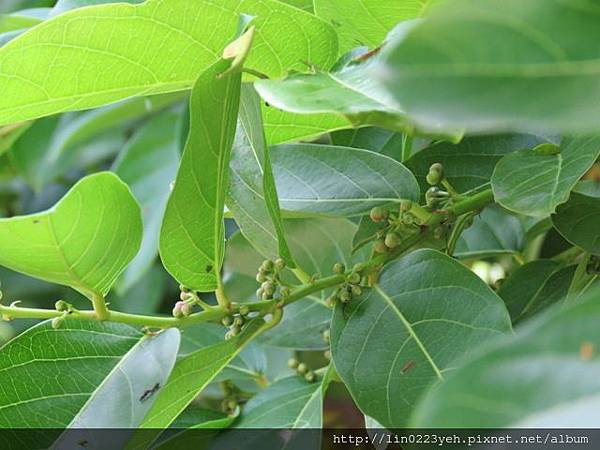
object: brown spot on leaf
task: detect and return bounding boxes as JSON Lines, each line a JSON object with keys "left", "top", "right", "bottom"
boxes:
{"left": 401, "top": 360, "right": 415, "bottom": 374}
{"left": 580, "top": 342, "right": 594, "bottom": 361}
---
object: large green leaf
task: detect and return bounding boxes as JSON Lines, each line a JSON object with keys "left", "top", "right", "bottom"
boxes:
{"left": 256, "top": 55, "right": 407, "bottom": 132}
{"left": 160, "top": 59, "right": 241, "bottom": 292}
{"left": 331, "top": 249, "right": 511, "bottom": 427}
{"left": 113, "top": 111, "right": 180, "bottom": 293}
{"left": 0, "top": 0, "right": 337, "bottom": 125}
{"left": 412, "top": 291, "right": 600, "bottom": 427}
{"left": 314, "top": 0, "right": 439, "bottom": 52}
{"left": 0, "top": 172, "right": 142, "bottom": 298}
{"left": 491, "top": 136, "right": 600, "bottom": 216}
{"left": 498, "top": 260, "right": 575, "bottom": 324}
{"left": 271, "top": 143, "right": 419, "bottom": 217}
{"left": 138, "top": 319, "right": 265, "bottom": 430}
{"left": 378, "top": 0, "right": 600, "bottom": 133}
{"left": 552, "top": 189, "right": 600, "bottom": 256}
{"left": 263, "top": 106, "right": 350, "bottom": 145}
{"left": 0, "top": 319, "right": 178, "bottom": 433}
{"left": 454, "top": 205, "right": 524, "bottom": 259}
{"left": 0, "top": 7, "right": 47, "bottom": 33}
{"left": 405, "top": 134, "right": 550, "bottom": 194}
{"left": 225, "top": 218, "right": 368, "bottom": 349}
{"left": 227, "top": 84, "right": 295, "bottom": 265}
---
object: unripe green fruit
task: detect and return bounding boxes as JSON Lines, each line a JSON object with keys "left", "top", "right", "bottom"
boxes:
{"left": 333, "top": 262, "right": 345, "bottom": 274}
{"left": 351, "top": 285, "right": 363, "bottom": 296}
{"left": 374, "top": 239, "right": 387, "bottom": 253}
{"left": 369, "top": 206, "right": 387, "bottom": 223}
{"left": 51, "top": 317, "right": 63, "bottom": 329}
{"left": 385, "top": 232, "right": 400, "bottom": 249}
{"left": 221, "top": 315, "right": 234, "bottom": 327}
{"left": 180, "top": 302, "right": 193, "bottom": 317}
{"left": 305, "top": 371, "right": 316, "bottom": 383}
{"left": 347, "top": 272, "right": 361, "bottom": 284}
{"left": 274, "top": 258, "right": 286, "bottom": 271}
{"left": 261, "top": 260, "right": 274, "bottom": 272}
{"left": 239, "top": 305, "right": 250, "bottom": 317}
{"left": 340, "top": 290, "right": 351, "bottom": 303}
{"left": 297, "top": 363, "right": 308, "bottom": 375}
{"left": 287, "top": 358, "right": 299, "bottom": 369}
{"left": 256, "top": 273, "right": 267, "bottom": 283}
{"left": 399, "top": 199, "right": 412, "bottom": 213}
{"left": 426, "top": 171, "right": 442, "bottom": 186}
{"left": 55, "top": 300, "right": 69, "bottom": 312}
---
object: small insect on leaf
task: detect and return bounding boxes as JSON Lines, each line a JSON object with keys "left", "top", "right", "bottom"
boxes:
{"left": 139, "top": 383, "right": 161, "bottom": 402}
{"left": 580, "top": 342, "right": 594, "bottom": 361}
{"left": 401, "top": 360, "right": 415, "bottom": 374}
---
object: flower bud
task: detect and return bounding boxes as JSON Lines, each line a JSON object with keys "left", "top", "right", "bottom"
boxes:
{"left": 305, "top": 371, "right": 316, "bottom": 383}
{"left": 347, "top": 272, "right": 361, "bottom": 284}
{"left": 172, "top": 301, "right": 186, "bottom": 318}
{"left": 322, "top": 329, "right": 330, "bottom": 343}
{"left": 351, "top": 285, "right": 363, "bottom": 296}
{"left": 256, "top": 287, "right": 264, "bottom": 300}
{"left": 324, "top": 350, "right": 332, "bottom": 360}
{"left": 180, "top": 302, "right": 193, "bottom": 317}
{"left": 221, "top": 315, "right": 234, "bottom": 327}
{"left": 256, "top": 273, "right": 267, "bottom": 283}
{"left": 239, "top": 305, "right": 250, "bottom": 317}
{"left": 261, "top": 281, "right": 276, "bottom": 296}
{"left": 297, "top": 363, "right": 308, "bottom": 375}
{"left": 233, "top": 316, "right": 245, "bottom": 327}
{"left": 399, "top": 199, "right": 412, "bottom": 213}
{"left": 180, "top": 291, "right": 192, "bottom": 301}
{"left": 369, "top": 206, "right": 387, "bottom": 223}
{"left": 280, "top": 286, "right": 291, "bottom": 297}
{"left": 51, "top": 317, "right": 63, "bottom": 329}
{"left": 261, "top": 260, "right": 274, "bottom": 272}
{"left": 340, "top": 290, "right": 351, "bottom": 303}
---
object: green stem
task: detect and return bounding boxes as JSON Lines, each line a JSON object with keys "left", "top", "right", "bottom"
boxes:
{"left": 401, "top": 133, "right": 413, "bottom": 162}
{"left": 91, "top": 293, "right": 110, "bottom": 321}
{"left": 552, "top": 246, "right": 583, "bottom": 265}
{"left": 450, "top": 189, "right": 494, "bottom": 216}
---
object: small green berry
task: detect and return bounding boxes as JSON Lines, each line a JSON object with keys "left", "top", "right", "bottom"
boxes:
{"left": 385, "top": 232, "right": 400, "bottom": 249}
{"left": 274, "top": 258, "right": 286, "bottom": 271}
{"left": 261, "top": 260, "right": 274, "bottom": 272}
{"left": 305, "top": 371, "right": 316, "bottom": 383}
{"left": 340, "top": 290, "right": 352, "bottom": 303}
{"left": 369, "top": 206, "right": 387, "bottom": 223}
{"left": 287, "top": 358, "right": 299, "bottom": 369}
{"left": 221, "top": 315, "right": 234, "bottom": 327}
{"left": 426, "top": 171, "right": 441, "bottom": 186}
{"left": 333, "top": 262, "right": 345, "bottom": 274}
{"left": 347, "top": 272, "right": 361, "bottom": 284}
{"left": 256, "top": 273, "right": 267, "bottom": 283}
{"left": 399, "top": 199, "right": 412, "bottom": 213}
{"left": 374, "top": 239, "right": 387, "bottom": 253}
{"left": 351, "top": 285, "right": 363, "bottom": 296}
{"left": 51, "top": 317, "right": 63, "bottom": 329}
{"left": 297, "top": 363, "right": 308, "bottom": 375}
{"left": 55, "top": 300, "right": 69, "bottom": 312}
{"left": 233, "top": 316, "right": 245, "bottom": 327}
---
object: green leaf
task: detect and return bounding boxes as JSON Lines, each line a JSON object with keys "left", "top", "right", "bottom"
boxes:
{"left": 552, "top": 191, "right": 600, "bottom": 256}
{"left": 0, "top": 0, "right": 337, "bottom": 125}
{"left": 454, "top": 205, "right": 524, "bottom": 259}
{"left": 255, "top": 56, "right": 407, "bottom": 132}
{"left": 498, "top": 260, "right": 575, "bottom": 324}
{"left": 412, "top": 291, "right": 600, "bottom": 427}
{"left": 160, "top": 59, "right": 241, "bottom": 292}
{"left": 51, "top": 0, "right": 142, "bottom": 16}
{"left": 0, "top": 172, "right": 142, "bottom": 298}
{"left": 0, "top": 7, "right": 48, "bottom": 33}
{"left": 331, "top": 249, "right": 511, "bottom": 427}
{"left": 113, "top": 111, "right": 180, "bottom": 293}
{"left": 236, "top": 369, "right": 333, "bottom": 428}
{"left": 405, "top": 134, "right": 551, "bottom": 194}
{"left": 227, "top": 84, "right": 295, "bottom": 266}
{"left": 314, "top": 0, "right": 439, "bottom": 52}
{"left": 378, "top": 0, "right": 600, "bottom": 133}
{"left": 0, "top": 120, "right": 32, "bottom": 156}
{"left": 225, "top": 218, "right": 368, "bottom": 349}
{"left": 138, "top": 319, "right": 265, "bottom": 430}
{"left": 271, "top": 143, "right": 420, "bottom": 217}
{"left": 263, "top": 106, "right": 350, "bottom": 145}
{"left": 491, "top": 136, "right": 600, "bottom": 217}
{"left": 0, "top": 319, "right": 179, "bottom": 431}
